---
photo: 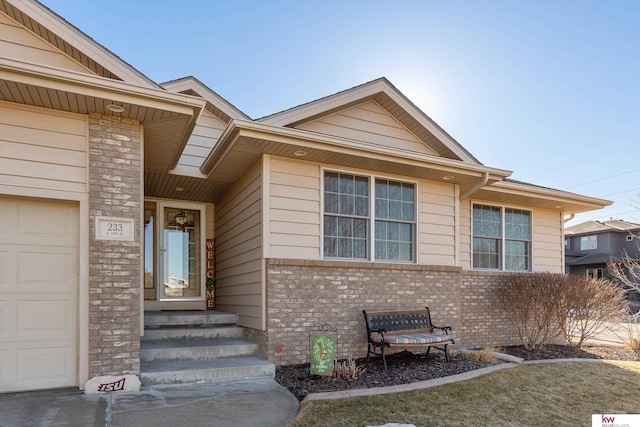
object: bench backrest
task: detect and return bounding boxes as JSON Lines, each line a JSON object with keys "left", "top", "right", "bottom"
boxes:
{"left": 363, "top": 308, "right": 434, "bottom": 335}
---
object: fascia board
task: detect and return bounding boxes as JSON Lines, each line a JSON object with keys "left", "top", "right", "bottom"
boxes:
{"left": 161, "top": 77, "right": 250, "bottom": 120}
{"left": 259, "top": 79, "right": 388, "bottom": 126}
{"left": 10, "top": 0, "right": 158, "bottom": 88}
{"left": 1, "top": 57, "right": 206, "bottom": 116}
{"left": 487, "top": 180, "right": 612, "bottom": 209}
{"left": 201, "top": 119, "right": 513, "bottom": 179}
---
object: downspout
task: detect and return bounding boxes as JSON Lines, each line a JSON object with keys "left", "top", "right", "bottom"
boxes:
{"left": 460, "top": 172, "right": 490, "bottom": 201}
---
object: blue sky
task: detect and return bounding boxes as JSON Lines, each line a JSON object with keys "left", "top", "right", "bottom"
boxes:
{"left": 41, "top": 0, "right": 640, "bottom": 225}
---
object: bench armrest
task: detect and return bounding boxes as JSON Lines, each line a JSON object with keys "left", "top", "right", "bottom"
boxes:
{"left": 433, "top": 325, "right": 452, "bottom": 334}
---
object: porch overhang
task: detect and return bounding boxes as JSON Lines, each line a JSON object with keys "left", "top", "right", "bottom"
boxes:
{"left": 471, "top": 180, "right": 612, "bottom": 215}
{"left": 0, "top": 57, "right": 206, "bottom": 174}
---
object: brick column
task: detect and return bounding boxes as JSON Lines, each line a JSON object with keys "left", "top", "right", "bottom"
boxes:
{"left": 88, "top": 114, "right": 142, "bottom": 376}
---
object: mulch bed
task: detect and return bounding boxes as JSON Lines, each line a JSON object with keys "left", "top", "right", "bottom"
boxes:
{"left": 275, "top": 345, "right": 640, "bottom": 401}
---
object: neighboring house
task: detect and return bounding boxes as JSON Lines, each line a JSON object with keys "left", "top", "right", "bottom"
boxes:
{"left": 0, "top": 0, "right": 611, "bottom": 393}
{"left": 565, "top": 220, "right": 640, "bottom": 282}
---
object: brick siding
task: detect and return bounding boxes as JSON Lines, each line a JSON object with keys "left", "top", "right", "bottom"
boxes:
{"left": 88, "top": 114, "right": 142, "bottom": 377}
{"left": 264, "top": 258, "right": 521, "bottom": 365}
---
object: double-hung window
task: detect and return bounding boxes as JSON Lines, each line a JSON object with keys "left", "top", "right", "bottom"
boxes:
{"left": 323, "top": 171, "right": 416, "bottom": 262}
{"left": 472, "top": 204, "right": 531, "bottom": 271}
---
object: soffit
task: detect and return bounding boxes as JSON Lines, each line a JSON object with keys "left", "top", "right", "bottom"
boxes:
{"left": 1, "top": 57, "right": 205, "bottom": 174}
{"left": 472, "top": 181, "right": 612, "bottom": 214}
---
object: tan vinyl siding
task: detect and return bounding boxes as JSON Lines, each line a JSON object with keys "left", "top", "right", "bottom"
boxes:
{"left": 0, "top": 101, "right": 88, "bottom": 196}
{"left": 268, "top": 158, "right": 321, "bottom": 259}
{"left": 0, "top": 12, "right": 93, "bottom": 74}
{"left": 215, "top": 159, "right": 263, "bottom": 329}
{"left": 459, "top": 198, "right": 472, "bottom": 270}
{"left": 532, "top": 209, "right": 563, "bottom": 273}
{"left": 174, "top": 110, "right": 227, "bottom": 176}
{"left": 419, "top": 180, "right": 456, "bottom": 265}
{"left": 296, "top": 100, "right": 438, "bottom": 156}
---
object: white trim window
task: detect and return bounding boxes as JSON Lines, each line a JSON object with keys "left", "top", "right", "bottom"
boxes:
{"left": 472, "top": 204, "right": 532, "bottom": 271}
{"left": 586, "top": 268, "right": 603, "bottom": 279}
{"left": 323, "top": 171, "right": 416, "bottom": 262}
{"left": 580, "top": 235, "right": 597, "bottom": 250}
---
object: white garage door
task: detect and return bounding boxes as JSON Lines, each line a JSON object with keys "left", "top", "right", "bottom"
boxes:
{"left": 0, "top": 198, "right": 78, "bottom": 392}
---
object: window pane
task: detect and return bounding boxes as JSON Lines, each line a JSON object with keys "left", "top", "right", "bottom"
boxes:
{"left": 355, "top": 176, "right": 369, "bottom": 196}
{"left": 402, "top": 184, "right": 415, "bottom": 203}
{"left": 353, "top": 239, "right": 367, "bottom": 258}
{"left": 324, "top": 236, "right": 337, "bottom": 257}
{"left": 506, "top": 240, "right": 529, "bottom": 271}
{"left": 340, "top": 174, "right": 354, "bottom": 194}
{"left": 353, "top": 218, "right": 367, "bottom": 238}
{"left": 375, "top": 239, "right": 386, "bottom": 260}
{"left": 375, "top": 179, "right": 388, "bottom": 199}
{"left": 324, "top": 216, "right": 337, "bottom": 236}
{"left": 355, "top": 196, "right": 369, "bottom": 216}
{"left": 324, "top": 172, "right": 339, "bottom": 192}
{"left": 338, "top": 238, "right": 352, "bottom": 258}
{"left": 388, "top": 201, "right": 402, "bottom": 220}
{"left": 375, "top": 198, "right": 388, "bottom": 219}
{"left": 325, "top": 192, "right": 338, "bottom": 214}
{"left": 389, "top": 181, "right": 402, "bottom": 200}
{"left": 402, "top": 201, "right": 414, "bottom": 221}
{"left": 338, "top": 217, "right": 352, "bottom": 237}
{"left": 505, "top": 209, "right": 531, "bottom": 240}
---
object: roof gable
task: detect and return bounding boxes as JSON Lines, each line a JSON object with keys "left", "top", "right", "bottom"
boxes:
{"left": 259, "top": 77, "right": 480, "bottom": 164}
{"left": 2, "top": 0, "right": 157, "bottom": 87}
{"left": 295, "top": 99, "right": 439, "bottom": 157}
{"left": 0, "top": 10, "right": 94, "bottom": 74}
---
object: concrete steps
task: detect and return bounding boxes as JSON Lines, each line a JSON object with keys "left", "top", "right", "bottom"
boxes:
{"left": 140, "top": 311, "right": 274, "bottom": 386}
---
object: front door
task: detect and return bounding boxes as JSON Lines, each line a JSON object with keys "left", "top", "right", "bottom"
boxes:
{"left": 144, "top": 201, "right": 205, "bottom": 310}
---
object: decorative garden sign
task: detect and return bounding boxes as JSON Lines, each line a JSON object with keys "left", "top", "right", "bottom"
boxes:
{"left": 309, "top": 323, "right": 338, "bottom": 376}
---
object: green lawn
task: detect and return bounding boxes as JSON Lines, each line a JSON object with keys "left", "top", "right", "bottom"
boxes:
{"left": 288, "top": 362, "right": 640, "bottom": 427}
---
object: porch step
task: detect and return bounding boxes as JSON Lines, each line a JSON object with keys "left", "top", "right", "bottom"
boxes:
{"left": 142, "top": 325, "right": 244, "bottom": 341}
{"left": 140, "top": 357, "right": 275, "bottom": 386}
{"left": 141, "top": 310, "right": 274, "bottom": 386}
{"left": 144, "top": 310, "right": 237, "bottom": 327}
{"left": 140, "top": 339, "right": 259, "bottom": 362}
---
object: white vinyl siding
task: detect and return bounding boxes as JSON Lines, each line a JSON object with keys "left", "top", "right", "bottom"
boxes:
{"left": 296, "top": 100, "right": 438, "bottom": 156}
{"left": 419, "top": 181, "right": 456, "bottom": 265}
{"left": 215, "top": 159, "right": 263, "bottom": 329}
{"left": 269, "top": 158, "right": 321, "bottom": 259}
{"left": 0, "top": 102, "right": 88, "bottom": 197}
{"left": 0, "top": 12, "right": 93, "bottom": 74}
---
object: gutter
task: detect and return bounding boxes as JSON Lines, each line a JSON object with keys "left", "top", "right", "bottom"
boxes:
{"left": 460, "top": 172, "right": 490, "bottom": 200}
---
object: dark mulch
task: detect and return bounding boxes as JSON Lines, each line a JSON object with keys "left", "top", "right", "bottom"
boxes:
{"left": 275, "top": 345, "right": 639, "bottom": 401}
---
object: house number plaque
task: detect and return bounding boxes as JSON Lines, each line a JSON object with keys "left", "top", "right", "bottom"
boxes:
{"left": 95, "top": 216, "right": 135, "bottom": 241}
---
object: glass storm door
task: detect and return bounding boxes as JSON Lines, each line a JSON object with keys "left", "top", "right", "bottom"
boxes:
{"left": 161, "top": 206, "right": 203, "bottom": 299}
{"left": 144, "top": 201, "right": 205, "bottom": 302}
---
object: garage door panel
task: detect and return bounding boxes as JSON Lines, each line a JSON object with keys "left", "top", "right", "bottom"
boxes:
{"left": 0, "top": 249, "right": 8, "bottom": 286}
{"left": 17, "top": 202, "right": 77, "bottom": 245}
{"left": 17, "top": 299, "right": 75, "bottom": 338}
{"left": 0, "top": 300, "right": 8, "bottom": 337}
{"left": 16, "top": 345, "right": 74, "bottom": 387}
{"left": 17, "top": 250, "right": 76, "bottom": 291}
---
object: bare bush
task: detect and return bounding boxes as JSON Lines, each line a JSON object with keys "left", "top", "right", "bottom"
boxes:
{"left": 562, "top": 276, "right": 627, "bottom": 348}
{"left": 332, "top": 356, "right": 365, "bottom": 380}
{"left": 495, "top": 273, "right": 568, "bottom": 351}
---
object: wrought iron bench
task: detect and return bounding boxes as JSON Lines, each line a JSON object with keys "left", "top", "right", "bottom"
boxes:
{"left": 362, "top": 307, "right": 454, "bottom": 370}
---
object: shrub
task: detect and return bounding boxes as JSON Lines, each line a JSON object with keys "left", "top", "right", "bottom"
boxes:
{"left": 332, "top": 356, "right": 365, "bottom": 380}
{"left": 495, "top": 273, "right": 569, "bottom": 351}
{"left": 562, "top": 276, "right": 626, "bottom": 348}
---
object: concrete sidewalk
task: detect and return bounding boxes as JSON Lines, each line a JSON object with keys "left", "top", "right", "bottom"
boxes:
{"left": 0, "top": 378, "right": 299, "bottom": 427}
